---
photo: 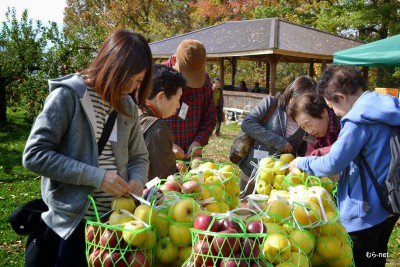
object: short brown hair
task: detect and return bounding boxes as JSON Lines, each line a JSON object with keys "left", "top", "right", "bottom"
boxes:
{"left": 287, "top": 92, "right": 328, "bottom": 120}
{"left": 82, "top": 28, "right": 153, "bottom": 115}
{"left": 317, "top": 66, "right": 366, "bottom": 102}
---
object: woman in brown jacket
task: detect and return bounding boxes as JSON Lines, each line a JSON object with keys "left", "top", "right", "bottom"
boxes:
{"left": 139, "top": 64, "right": 186, "bottom": 180}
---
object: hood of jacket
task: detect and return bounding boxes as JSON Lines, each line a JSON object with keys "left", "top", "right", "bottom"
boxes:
{"left": 48, "top": 74, "right": 87, "bottom": 97}
{"left": 342, "top": 91, "right": 400, "bottom": 127}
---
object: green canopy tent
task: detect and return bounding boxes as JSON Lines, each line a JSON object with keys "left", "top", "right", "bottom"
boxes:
{"left": 333, "top": 34, "right": 400, "bottom": 67}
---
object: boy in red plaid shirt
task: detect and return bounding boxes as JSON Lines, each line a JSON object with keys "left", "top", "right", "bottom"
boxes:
{"left": 163, "top": 39, "right": 216, "bottom": 160}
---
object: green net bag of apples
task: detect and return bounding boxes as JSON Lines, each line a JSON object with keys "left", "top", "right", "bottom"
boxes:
{"left": 180, "top": 160, "right": 241, "bottom": 211}
{"left": 182, "top": 211, "right": 273, "bottom": 267}
{"left": 151, "top": 196, "right": 203, "bottom": 267}
{"left": 85, "top": 194, "right": 157, "bottom": 267}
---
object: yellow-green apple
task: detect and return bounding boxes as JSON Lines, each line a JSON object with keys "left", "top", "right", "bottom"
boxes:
{"left": 178, "top": 246, "right": 192, "bottom": 263}
{"left": 173, "top": 198, "right": 201, "bottom": 223}
{"left": 111, "top": 196, "right": 136, "bottom": 213}
{"left": 155, "top": 212, "right": 170, "bottom": 238}
{"left": 155, "top": 237, "right": 179, "bottom": 265}
{"left": 200, "top": 186, "right": 212, "bottom": 200}
{"left": 256, "top": 180, "right": 272, "bottom": 195}
{"left": 280, "top": 153, "right": 295, "bottom": 163}
{"left": 263, "top": 233, "right": 291, "bottom": 264}
{"left": 320, "top": 176, "right": 335, "bottom": 194}
{"left": 212, "top": 229, "right": 240, "bottom": 256}
{"left": 133, "top": 204, "right": 157, "bottom": 225}
{"left": 273, "top": 160, "right": 287, "bottom": 175}
{"left": 217, "top": 165, "right": 235, "bottom": 179}
{"left": 122, "top": 220, "right": 146, "bottom": 246}
{"left": 292, "top": 201, "right": 321, "bottom": 226}
{"left": 289, "top": 252, "right": 309, "bottom": 267}
{"left": 108, "top": 210, "right": 133, "bottom": 226}
{"left": 208, "top": 185, "right": 224, "bottom": 201}
{"left": 193, "top": 239, "right": 217, "bottom": 266}
{"left": 289, "top": 229, "right": 316, "bottom": 255}
{"left": 265, "top": 199, "right": 291, "bottom": 222}
{"left": 259, "top": 156, "right": 275, "bottom": 169}
{"left": 272, "top": 174, "right": 286, "bottom": 190}
{"left": 169, "top": 223, "right": 192, "bottom": 247}
{"left": 315, "top": 235, "right": 342, "bottom": 260}
{"left": 264, "top": 222, "right": 284, "bottom": 234}
{"left": 126, "top": 251, "right": 151, "bottom": 267}
{"left": 257, "top": 168, "right": 275, "bottom": 184}
{"left": 204, "top": 201, "right": 229, "bottom": 213}
{"left": 140, "top": 229, "right": 157, "bottom": 249}
{"left": 306, "top": 186, "right": 333, "bottom": 206}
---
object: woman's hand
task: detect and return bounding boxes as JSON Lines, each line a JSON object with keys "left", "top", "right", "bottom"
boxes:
{"left": 288, "top": 157, "right": 302, "bottom": 171}
{"left": 186, "top": 141, "right": 202, "bottom": 160}
{"left": 173, "top": 144, "right": 186, "bottom": 160}
{"left": 128, "top": 180, "right": 144, "bottom": 196}
{"left": 101, "top": 171, "right": 131, "bottom": 196}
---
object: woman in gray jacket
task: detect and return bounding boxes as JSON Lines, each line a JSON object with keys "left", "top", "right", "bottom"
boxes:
{"left": 239, "top": 76, "right": 315, "bottom": 195}
{"left": 22, "top": 29, "right": 152, "bottom": 267}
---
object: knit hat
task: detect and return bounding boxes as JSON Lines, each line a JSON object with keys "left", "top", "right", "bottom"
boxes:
{"left": 175, "top": 39, "right": 206, "bottom": 88}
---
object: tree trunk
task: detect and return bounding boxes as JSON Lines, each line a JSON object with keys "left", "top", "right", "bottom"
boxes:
{"left": 0, "top": 78, "right": 7, "bottom": 124}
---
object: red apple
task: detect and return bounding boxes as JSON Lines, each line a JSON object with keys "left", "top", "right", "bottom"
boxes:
{"left": 176, "top": 161, "right": 188, "bottom": 173}
{"left": 100, "top": 229, "right": 125, "bottom": 249}
{"left": 87, "top": 249, "right": 102, "bottom": 267}
{"left": 218, "top": 218, "right": 243, "bottom": 233}
{"left": 125, "top": 251, "right": 150, "bottom": 267}
{"left": 194, "top": 214, "right": 220, "bottom": 234}
{"left": 241, "top": 238, "right": 260, "bottom": 258}
{"left": 160, "top": 180, "right": 181, "bottom": 192}
{"left": 181, "top": 180, "right": 201, "bottom": 194}
{"left": 86, "top": 225, "right": 100, "bottom": 244}
{"left": 102, "top": 251, "right": 126, "bottom": 267}
{"left": 193, "top": 240, "right": 217, "bottom": 266}
{"left": 212, "top": 229, "right": 240, "bottom": 257}
{"left": 250, "top": 260, "right": 269, "bottom": 267}
{"left": 246, "top": 220, "right": 267, "bottom": 244}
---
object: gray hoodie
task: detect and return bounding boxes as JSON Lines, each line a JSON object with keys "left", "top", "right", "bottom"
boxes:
{"left": 23, "top": 74, "right": 149, "bottom": 239}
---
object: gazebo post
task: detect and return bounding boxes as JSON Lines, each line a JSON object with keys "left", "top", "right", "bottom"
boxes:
{"left": 321, "top": 60, "right": 327, "bottom": 73}
{"left": 265, "top": 61, "right": 270, "bottom": 94}
{"left": 230, "top": 57, "right": 237, "bottom": 87}
{"left": 267, "top": 55, "right": 281, "bottom": 96}
{"left": 362, "top": 66, "right": 369, "bottom": 87}
{"left": 309, "top": 62, "right": 315, "bottom": 78}
{"left": 219, "top": 58, "right": 225, "bottom": 89}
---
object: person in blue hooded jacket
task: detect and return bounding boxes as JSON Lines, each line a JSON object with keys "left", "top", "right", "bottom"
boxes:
{"left": 289, "top": 66, "right": 400, "bottom": 267}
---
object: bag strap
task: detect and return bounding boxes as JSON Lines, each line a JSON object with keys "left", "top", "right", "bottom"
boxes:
{"left": 98, "top": 110, "right": 117, "bottom": 156}
{"left": 357, "top": 153, "right": 386, "bottom": 211}
{"left": 140, "top": 115, "right": 159, "bottom": 134}
{"left": 261, "top": 99, "right": 278, "bottom": 125}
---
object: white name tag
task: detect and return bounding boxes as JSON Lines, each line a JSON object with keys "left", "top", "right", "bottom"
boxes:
{"left": 253, "top": 149, "right": 269, "bottom": 160}
{"left": 178, "top": 102, "right": 189, "bottom": 120}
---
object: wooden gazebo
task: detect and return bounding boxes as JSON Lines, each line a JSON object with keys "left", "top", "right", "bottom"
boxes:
{"left": 149, "top": 18, "right": 363, "bottom": 96}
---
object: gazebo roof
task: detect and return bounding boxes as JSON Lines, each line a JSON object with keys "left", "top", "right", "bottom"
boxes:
{"left": 150, "top": 18, "right": 363, "bottom": 63}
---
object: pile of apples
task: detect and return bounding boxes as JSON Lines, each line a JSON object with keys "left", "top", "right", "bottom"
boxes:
{"left": 183, "top": 213, "right": 271, "bottom": 267}
{"left": 254, "top": 154, "right": 336, "bottom": 196}
{"left": 86, "top": 196, "right": 156, "bottom": 267}
{"left": 152, "top": 197, "right": 202, "bottom": 266}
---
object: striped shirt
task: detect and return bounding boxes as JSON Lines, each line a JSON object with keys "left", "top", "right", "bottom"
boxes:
{"left": 285, "top": 116, "right": 299, "bottom": 138}
{"left": 85, "top": 88, "right": 117, "bottom": 219}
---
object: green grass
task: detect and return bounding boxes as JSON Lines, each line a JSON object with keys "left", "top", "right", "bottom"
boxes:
{"left": 0, "top": 112, "right": 399, "bottom": 266}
